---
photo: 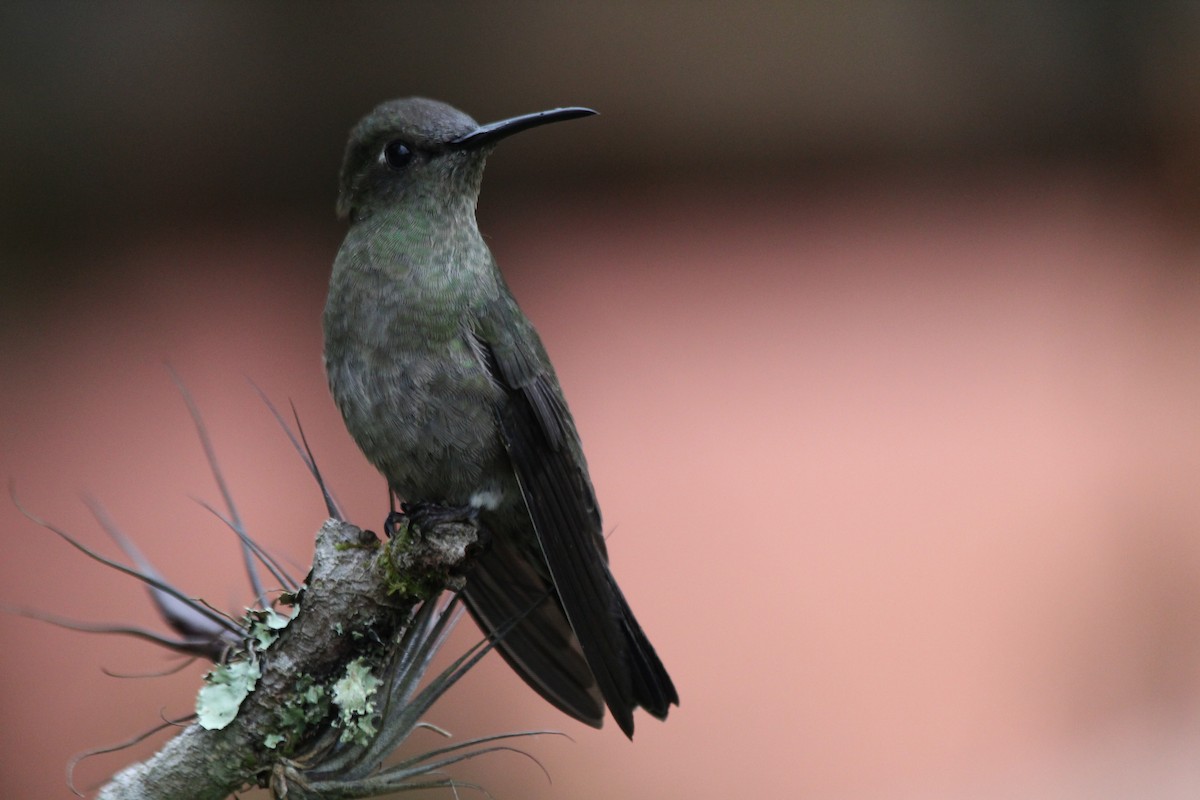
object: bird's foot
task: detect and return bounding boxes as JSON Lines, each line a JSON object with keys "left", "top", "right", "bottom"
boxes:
{"left": 399, "top": 501, "right": 480, "bottom": 533}
{"left": 383, "top": 509, "right": 407, "bottom": 539}
{"left": 383, "top": 502, "right": 491, "bottom": 577}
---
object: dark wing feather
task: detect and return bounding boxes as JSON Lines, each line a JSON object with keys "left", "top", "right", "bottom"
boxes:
{"left": 473, "top": 297, "right": 677, "bottom": 737}
{"left": 459, "top": 532, "right": 604, "bottom": 724}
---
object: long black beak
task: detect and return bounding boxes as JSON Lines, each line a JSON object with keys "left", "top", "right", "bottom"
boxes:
{"left": 449, "top": 107, "right": 597, "bottom": 150}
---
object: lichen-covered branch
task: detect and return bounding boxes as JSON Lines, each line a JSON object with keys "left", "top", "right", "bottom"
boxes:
{"left": 96, "top": 515, "right": 480, "bottom": 800}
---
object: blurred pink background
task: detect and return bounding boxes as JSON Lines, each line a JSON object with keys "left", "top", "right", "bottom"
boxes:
{"left": 4, "top": 4, "right": 1200, "bottom": 799}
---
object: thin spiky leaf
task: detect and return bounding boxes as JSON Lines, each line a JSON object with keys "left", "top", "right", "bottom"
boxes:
{"left": 191, "top": 496, "right": 299, "bottom": 594}
{"left": 11, "top": 486, "right": 242, "bottom": 637}
{"left": 1, "top": 604, "right": 229, "bottom": 658}
{"left": 84, "top": 496, "right": 240, "bottom": 645}
{"left": 167, "top": 365, "right": 266, "bottom": 607}
{"left": 382, "top": 730, "right": 560, "bottom": 782}
{"left": 67, "top": 715, "right": 191, "bottom": 797}
{"left": 248, "top": 378, "right": 344, "bottom": 520}
{"left": 336, "top": 601, "right": 475, "bottom": 778}
{"left": 102, "top": 657, "right": 198, "bottom": 679}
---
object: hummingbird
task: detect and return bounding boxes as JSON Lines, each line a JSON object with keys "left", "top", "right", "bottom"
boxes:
{"left": 323, "top": 97, "right": 677, "bottom": 737}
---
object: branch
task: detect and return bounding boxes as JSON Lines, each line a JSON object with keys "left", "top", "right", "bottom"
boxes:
{"left": 96, "top": 515, "right": 481, "bottom": 800}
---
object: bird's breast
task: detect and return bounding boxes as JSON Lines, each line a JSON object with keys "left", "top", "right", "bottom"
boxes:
{"left": 323, "top": 273, "right": 509, "bottom": 505}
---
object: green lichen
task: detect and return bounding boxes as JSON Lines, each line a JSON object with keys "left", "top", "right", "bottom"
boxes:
{"left": 332, "top": 658, "right": 382, "bottom": 745}
{"left": 246, "top": 606, "right": 296, "bottom": 650}
{"left": 196, "top": 657, "right": 261, "bottom": 730}
{"left": 333, "top": 538, "right": 379, "bottom": 552}
{"left": 378, "top": 558, "right": 446, "bottom": 601}
{"left": 267, "top": 675, "right": 331, "bottom": 752}
{"left": 376, "top": 517, "right": 452, "bottom": 601}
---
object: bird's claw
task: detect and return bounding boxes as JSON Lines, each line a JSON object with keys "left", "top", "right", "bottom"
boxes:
{"left": 383, "top": 510, "right": 407, "bottom": 539}
{"left": 397, "top": 501, "right": 479, "bottom": 533}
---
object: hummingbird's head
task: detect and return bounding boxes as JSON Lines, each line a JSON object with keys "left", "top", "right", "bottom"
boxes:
{"left": 336, "top": 97, "right": 596, "bottom": 223}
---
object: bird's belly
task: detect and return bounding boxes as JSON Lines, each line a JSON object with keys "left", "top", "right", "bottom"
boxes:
{"left": 326, "top": 343, "right": 509, "bottom": 505}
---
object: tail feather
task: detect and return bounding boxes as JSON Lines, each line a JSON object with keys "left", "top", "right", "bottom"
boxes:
{"left": 462, "top": 535, "right": 604, "bottom": 726}
{"left": 462, "top": 526, "right": 678, "bottom": 736}
{"left": 609, "top": 570, "right": 678, "bottom": 719}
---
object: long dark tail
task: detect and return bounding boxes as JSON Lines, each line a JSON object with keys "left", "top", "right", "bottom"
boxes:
{"left": 461, "top": 534, "right": 677, "bottom": 737}
{"left": 607, "top": 568, "right": 678, "bottom": 723}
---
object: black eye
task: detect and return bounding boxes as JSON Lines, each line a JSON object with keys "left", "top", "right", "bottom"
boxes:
{"left": 383, "top": 140, "right": 413, "bottom": 170}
